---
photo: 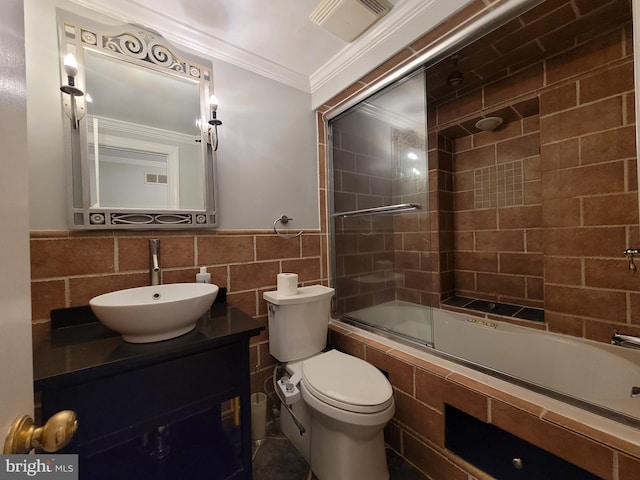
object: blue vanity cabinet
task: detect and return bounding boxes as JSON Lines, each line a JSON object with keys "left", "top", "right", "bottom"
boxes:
{"left": 33, "top": 303, "right": 264, "bottom": 480}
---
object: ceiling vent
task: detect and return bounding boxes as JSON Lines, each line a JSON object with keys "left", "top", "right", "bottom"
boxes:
{"left": 310, "top": 0, "right": 391, "bottom": 42}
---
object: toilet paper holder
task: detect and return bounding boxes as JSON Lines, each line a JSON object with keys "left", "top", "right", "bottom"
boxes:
{"left": 273, "top": 215, "right": 303, "bottom": 239}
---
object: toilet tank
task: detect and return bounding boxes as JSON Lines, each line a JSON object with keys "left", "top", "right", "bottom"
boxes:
{"left": 263, "top": 285, "right": 335, "bottom": 362}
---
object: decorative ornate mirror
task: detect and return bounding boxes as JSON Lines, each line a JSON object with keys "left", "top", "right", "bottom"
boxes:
{"left": 58, "top": 11, "right": 218, "bottom": 229}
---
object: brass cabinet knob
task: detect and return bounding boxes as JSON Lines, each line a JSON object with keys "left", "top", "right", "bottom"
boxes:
{"left": 3, "top": 410, "right": 77, "bottom": 454}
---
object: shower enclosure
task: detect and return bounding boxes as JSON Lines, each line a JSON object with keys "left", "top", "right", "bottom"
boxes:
{"left": 329, "top": 68, "right": 435, "bottom": 345}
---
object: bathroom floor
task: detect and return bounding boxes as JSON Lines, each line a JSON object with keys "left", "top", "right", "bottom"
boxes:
{"left": 252, "top": 433, "right": 428, "bottom": 480}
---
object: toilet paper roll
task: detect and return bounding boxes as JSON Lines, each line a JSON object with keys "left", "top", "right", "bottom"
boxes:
{"left": 277, "top": 273, "right": 298, "bottom": 296}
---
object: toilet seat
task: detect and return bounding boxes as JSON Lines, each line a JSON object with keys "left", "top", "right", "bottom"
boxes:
{"left": 301, "top": 350, "right": 393, "bottom": 414}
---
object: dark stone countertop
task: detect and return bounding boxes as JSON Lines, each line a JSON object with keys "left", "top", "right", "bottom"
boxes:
{"left": 33, "top": 300, "right": 264, "bottom": 391}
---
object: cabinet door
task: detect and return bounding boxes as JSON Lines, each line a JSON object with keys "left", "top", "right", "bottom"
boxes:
{"left": 42, "top": 343, "right": 244, "bottom": 455}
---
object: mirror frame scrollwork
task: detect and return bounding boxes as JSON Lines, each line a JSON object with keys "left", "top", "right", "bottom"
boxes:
{"left": 58, "top": 11, "right": 218, "bottom": 229}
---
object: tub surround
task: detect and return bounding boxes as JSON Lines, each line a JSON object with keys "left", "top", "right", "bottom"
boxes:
{"left": 34, "top": 300, "right": 263, "bottom": 479}
{"left": 329, "top": 321, "right": 640, "bottom": 480}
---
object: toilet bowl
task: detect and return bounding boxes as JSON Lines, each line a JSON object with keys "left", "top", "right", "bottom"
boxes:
{"left": 264, "top": 285, "right": 395, "bottom": 480}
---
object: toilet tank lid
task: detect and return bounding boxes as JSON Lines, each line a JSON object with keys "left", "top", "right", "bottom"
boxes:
{"left": 263, "top": 285, "right": 334, "bottom": 305}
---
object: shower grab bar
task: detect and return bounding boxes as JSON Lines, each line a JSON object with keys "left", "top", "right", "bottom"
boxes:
{"left": 332, "top": 203, "right": 421, "bottom": 218}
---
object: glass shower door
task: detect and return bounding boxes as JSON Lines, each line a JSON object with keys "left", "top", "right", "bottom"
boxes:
{"left": 329, "top": 68, "right": 434, "bottom": 345}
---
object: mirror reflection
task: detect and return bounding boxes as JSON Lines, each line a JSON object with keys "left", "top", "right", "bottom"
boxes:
{"left": 85, "top": 50, "right": 204, "bottom": 210}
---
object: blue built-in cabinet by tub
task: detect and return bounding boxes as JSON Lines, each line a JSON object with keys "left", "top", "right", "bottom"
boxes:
{"left": 33, "top": 298, "right": 264, "bottom": 480}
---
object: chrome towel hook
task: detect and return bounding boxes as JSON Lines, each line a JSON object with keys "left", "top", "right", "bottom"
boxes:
{"left": 273, "top": 215, "right": 303, "bottom": 239}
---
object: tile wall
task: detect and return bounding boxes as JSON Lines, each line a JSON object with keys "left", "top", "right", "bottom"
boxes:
{"left": 30, "top": 230, "right": 330, "bottom": 395}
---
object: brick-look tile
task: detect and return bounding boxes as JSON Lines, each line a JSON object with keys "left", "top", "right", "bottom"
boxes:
{"left": 476, "top": 272, "right": 526, "bottom": 299}
{"left": 544, "top": 256, "right": 582, "bottom": 286}
{"left": 545, "top": 285, "right": 626, "bottom": 323}
{"left": 580, "top": 125, "right": 637, "bottom": 165}
{"left": 329, "top": 330, "right": 366, "bottom": 359}
{"left": 229, "top": 261, "right": 280, "bottom": 292}
{"left": 546, "top": 29, "right": 625, "bottom": 85}
{"left": 454, "top": 209, "right": 497, "bottom": 231}
{"left": 256, "top": 235, "right": 301, "bottom": 261}
{"left": 438, "top": 91, "right": 484, "bottom": 126}
{"left": 498, "top": 205, "right": 542, "bottom": 229}
{"left": 542, "top": 162, "right": 626, "bottom": 200}
{"left": 619, "top": 453, "right": 640, "bottom": 480}
{"left": 393, "top": 389, "right": 444, "bottom": 447}
{"left": 583, "top": 193, "right": 639, "bottom": 226}
{"left": 365, "top": 346, "right": 414, "bottom": 394}
{"left": 543, "top": 227, "right": 625, "bottom": 257}
{"left": 454, "top": 251, "right": 498, "bottom": 273}
{"left": 226, "top": 290, "right": 257, "bottom": 317}
{"left": 118, "top": 236, "right": 195, "bottom": 271}
{"left": 281, "top": 257, "right": 321, "bottom": 283}
{"left": 542, "top": 198, "right": 581, "bottom": 228}
{"left": 475, "top": 230, "right": 525, "bottom": 252}
{"left": 484, "top": 64, "right": 544, "bottom": 108}
{"left": 31, "top": 238, "right": 115, "bottom": 279}
{"left": 491, "top": 401, "right": 614, "bottom": 479}
{"left": 403, "top": 432, "right": 467, "bottom": 480}
{"left": 197, "top": 235, "right": 254, "bottom": 265}
{"left": 580, "top": 61, "right": 635, "bottom": 104}
{"left": 540, "top": 82, "right": 577, "bottom": 115}
{"left": 69, "top": 273, "right": 147, "bottom": 306}
{"left": 496, "top": 133, "right": 540, "bottom": 163}
{"left": 499, "top": 252, "right": 543, "bottom": 276}
{"left": 31, "top": 280, "right": 66, "bottom": 320}
{"left": 545, "top": 311, "right": 585, "bottom": 337}
{"left": 540, "top": 97, "right": 623, "bottom": 144}
{"left": 540, "top": 138, "right": 579, "bottom": 171}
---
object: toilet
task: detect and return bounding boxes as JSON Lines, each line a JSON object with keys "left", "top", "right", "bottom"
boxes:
{"left": 264, "top": 285, "right": 395, "bottom": 480}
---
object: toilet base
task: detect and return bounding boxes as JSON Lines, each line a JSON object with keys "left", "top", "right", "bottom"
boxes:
{"left": 281, "top": 398, "right": 391, "bottom": 480}
{"left": 309, "top": 408, "right": 389, "bottom": 480}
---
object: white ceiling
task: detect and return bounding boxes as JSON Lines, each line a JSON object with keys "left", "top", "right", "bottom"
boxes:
{"left": 69, "top": 0, "right": 472, "bottom": 104}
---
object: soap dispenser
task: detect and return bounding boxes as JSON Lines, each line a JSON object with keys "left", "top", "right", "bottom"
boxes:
{"left": 196, "top": 266, "right": 211, "bottom": 283}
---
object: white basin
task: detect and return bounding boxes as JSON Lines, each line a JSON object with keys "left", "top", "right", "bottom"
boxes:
{"left": 89, "top": 283, "right": 219, "bottom": 343}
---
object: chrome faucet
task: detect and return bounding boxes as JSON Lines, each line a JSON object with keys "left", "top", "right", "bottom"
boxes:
{"left": 611, "top": 330, "right": 640, "bottom": 349}
{"left": 149, "top": 239, "right": 162, "bottom": 286}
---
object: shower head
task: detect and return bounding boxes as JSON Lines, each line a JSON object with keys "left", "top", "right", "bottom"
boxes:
{"left": 475, "top": 116, "right": 503, "bottom": 131}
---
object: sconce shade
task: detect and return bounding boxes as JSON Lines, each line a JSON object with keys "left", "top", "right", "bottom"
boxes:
{"left": 60, "top": 53, "right": 84, "bottom": 96}
{"left": 208, "top": 94, "right": 222, "bottom": 127}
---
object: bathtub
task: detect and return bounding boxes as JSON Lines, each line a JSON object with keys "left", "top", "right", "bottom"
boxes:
{"left": 346, "top": 301, "right": 640, "bottom": 425}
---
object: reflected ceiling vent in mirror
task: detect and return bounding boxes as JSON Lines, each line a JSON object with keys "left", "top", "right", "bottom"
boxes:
{"left": 475, "top": 116, "right": 504, "bottom": 131}
{"left": 310, "top": 0, "right": 391, "bottom": 42}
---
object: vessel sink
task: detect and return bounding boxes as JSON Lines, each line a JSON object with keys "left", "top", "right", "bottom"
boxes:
{"left": 89, "top": 283, "right": 219, "bottom": 343}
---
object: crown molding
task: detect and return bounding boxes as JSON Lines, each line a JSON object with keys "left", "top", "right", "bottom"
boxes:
{"left": 69, "top": 0, "right": 311, "bottom": 92}
{"left": 69, "top": 0, "right": 471, "bottom": 102}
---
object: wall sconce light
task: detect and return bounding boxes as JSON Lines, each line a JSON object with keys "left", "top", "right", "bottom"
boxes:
{"left": 207, "top": 94, "right": 223, "bottom": 151}
{"left": 59, "top": 53, "right": 85, "bottom": 129}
